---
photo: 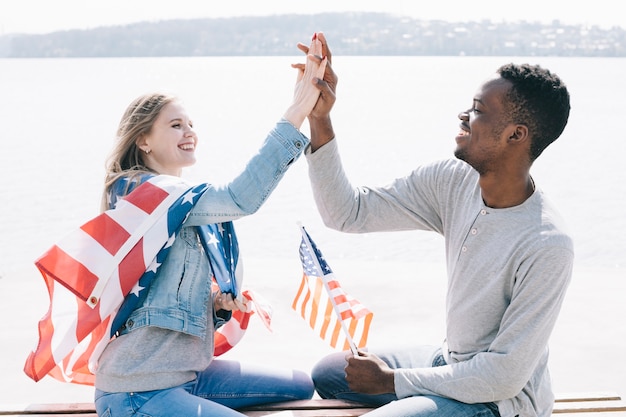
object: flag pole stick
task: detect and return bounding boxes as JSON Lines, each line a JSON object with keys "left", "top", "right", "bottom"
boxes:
{"left": 299, "top": 224, "right": 359, "bottom": 356}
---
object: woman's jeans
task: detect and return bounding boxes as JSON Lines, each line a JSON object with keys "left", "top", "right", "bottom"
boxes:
{"left": 94, "top": 359, "right": 314, "bottom": 417}
{"left": 312, "top": 345, "right": 501, "bottom": 417}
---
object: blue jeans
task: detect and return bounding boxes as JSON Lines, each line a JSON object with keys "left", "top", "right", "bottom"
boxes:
{"left": 312, "top": 345, "right": 500, "bottom": 417}
{"left": 94, "top": 359, "right": 314, "bottom": 417}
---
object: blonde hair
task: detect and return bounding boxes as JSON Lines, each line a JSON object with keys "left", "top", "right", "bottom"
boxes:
{"left": 100, "top": 93, "right": 178, "bottom": 212}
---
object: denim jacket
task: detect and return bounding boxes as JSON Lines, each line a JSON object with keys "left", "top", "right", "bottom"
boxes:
{"left": 117, "top": 120, "right": 309, "bottom": 339}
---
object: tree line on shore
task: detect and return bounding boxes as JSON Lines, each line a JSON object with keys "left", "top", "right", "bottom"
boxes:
{"left": 1, "top": 12, "right": 624, "bottom": 58}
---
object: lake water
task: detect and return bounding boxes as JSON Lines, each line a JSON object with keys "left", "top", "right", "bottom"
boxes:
{"left": 0, "top": 56, "right": 625, "bottom": 403}
{"left": 0, "top": 55, "right": 624, "bottom": 272}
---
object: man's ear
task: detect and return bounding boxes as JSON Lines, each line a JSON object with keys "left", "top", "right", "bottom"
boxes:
{"left": 509, "top": 124, "right": 529, "bottom": 142}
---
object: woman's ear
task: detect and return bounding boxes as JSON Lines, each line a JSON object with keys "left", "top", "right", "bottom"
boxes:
{"left": 136, "top": 134, "right": 150, "bottom": 154}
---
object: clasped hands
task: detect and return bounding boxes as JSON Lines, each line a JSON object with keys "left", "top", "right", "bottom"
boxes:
{"left": 293, "top": 32, "right": 337, "bottom": 120}
{"left": 293, "top": 32, "right": 338, "bottom": 151}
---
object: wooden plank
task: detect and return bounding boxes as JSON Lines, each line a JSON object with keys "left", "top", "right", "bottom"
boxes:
{"left": 553, "top": 400, "right": 626, "bottom": 413}
{"left": 241, "top": 399, "right": 372, "bottom": 411}
{"left": 556, "top": 413, "right": 626, "bottom": 417}
{"left": 241, "top": 409, "right": 372, "bottom": 417}
{"left": 0, "top": 412, "right": 98, "bottom": 417}
{"left": 2, "top": 393, "right": 625, "bottom": 416}
{"left": 7, "top": 411, "right": 625, "bottom": 417}
{"left": 0, "top": 403, "right": 94, "bottom": 415}
{"left": 556, "top": 393, "right": 623, "bottom": 403}
{"left": 240, "top": 400, "right": 373, "bottom": 417}
{"left": 4, "top": 412, "right": 625, "bottom": 417}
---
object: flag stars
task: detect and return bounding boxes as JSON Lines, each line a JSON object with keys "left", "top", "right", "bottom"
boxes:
{"left": 165, "top": 234, "right": 176, "bottom": 248}
{"left": 181, "top": 190, "right": 198, "bottom": 205}
{"left": 207, "top": 232, "right": 219, "bottom": 248}
{"left": 146, "top": 259, "right": 161, "bottom": 274}
{"left": 130, "top": 281, "right": 145, "bottom": 297}
{"left": 33, "top": 180, "right": 223, "bottom": 383}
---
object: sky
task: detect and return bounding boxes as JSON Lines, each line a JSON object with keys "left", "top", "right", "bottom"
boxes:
{"left": 0, "top": 0, "right": 624, "bottom": 35}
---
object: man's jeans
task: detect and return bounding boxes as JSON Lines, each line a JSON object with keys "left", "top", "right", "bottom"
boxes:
{"left": 95, "top": 359, "right": 314, "bottom": 416}
{"left": 312, "top": 345, "right": 500, "bottom": 417}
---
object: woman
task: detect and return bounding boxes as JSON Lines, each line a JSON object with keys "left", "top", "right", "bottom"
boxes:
{"left": 94, "top": 35, "right": 327, "bottom": 417}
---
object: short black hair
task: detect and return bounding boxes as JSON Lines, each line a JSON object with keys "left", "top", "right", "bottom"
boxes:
{"left": 497, "top": 63, "right": 570, "bottom": 161}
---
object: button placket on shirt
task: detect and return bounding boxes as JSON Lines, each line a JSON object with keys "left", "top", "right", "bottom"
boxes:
{"left": 461, "top": 208, "right": 488, "bottom": 253}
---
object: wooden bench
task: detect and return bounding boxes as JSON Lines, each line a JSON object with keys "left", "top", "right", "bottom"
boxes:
{"left": 1, "top": 392, "right": 625, "bottom": 416}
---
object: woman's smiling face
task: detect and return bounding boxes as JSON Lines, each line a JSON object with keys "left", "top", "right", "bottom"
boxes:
{"left": 137, "top": 100, "right": 198, "bottom": 177}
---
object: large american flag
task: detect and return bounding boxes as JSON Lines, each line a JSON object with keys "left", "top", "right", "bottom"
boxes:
{"left": 292, "top": 226, "right": 373, "bottom": 353}
{"left": 24, "top": 176, "right": 268, "bottom": 385}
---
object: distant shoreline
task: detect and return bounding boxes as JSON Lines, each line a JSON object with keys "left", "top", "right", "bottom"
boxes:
{"left": 1, "top": 12, "right": 625, "bottom": 58}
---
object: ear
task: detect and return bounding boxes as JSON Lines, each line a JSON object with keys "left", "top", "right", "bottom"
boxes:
{"left": 135, "top": 134, "right": 149, "bottom": 153}
{"left": 508, "top": 124, "right": 529, "bottom": 143}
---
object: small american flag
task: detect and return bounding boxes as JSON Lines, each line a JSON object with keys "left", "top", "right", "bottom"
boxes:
{"left": 292, "top": 226, "right": 373, "bottom": 353}
{"left": 24, "top": 176, "right": 267, "bottom": 385}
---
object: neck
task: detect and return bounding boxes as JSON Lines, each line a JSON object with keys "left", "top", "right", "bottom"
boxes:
{"left": 479, "top": 173, "right": 535, "bottom": 208}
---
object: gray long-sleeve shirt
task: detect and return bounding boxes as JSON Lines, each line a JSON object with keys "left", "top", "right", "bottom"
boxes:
{"left": 306, "top": 140, "right": 573, "bottom": 417}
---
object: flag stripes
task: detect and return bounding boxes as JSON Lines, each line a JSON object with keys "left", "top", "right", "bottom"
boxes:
{"left": 24, "top": 176, "right": 269, "bottom": 385}
{"left": 292, "top": 226, "right": 373, "bottom": 352}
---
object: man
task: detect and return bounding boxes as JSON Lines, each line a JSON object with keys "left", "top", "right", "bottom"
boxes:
{"left": 303, "top": 34, "right": 573, "bottom": 417}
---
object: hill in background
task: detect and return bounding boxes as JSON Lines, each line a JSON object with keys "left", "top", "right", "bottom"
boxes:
{"left": 1, "top": 12, "right": 624, "bottom": 57}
